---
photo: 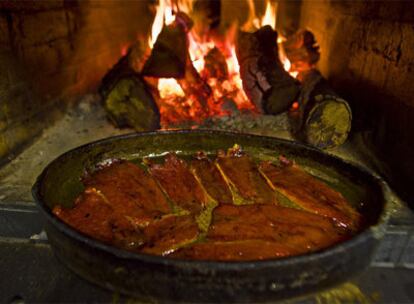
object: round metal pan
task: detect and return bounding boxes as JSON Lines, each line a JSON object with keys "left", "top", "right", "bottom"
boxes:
{"left": 32, "top": 130, "right": 390, "bottom": 303}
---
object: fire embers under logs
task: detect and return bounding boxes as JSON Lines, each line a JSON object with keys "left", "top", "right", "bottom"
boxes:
{"left": 99, "top": 0, "right": 352, "bottom": 149}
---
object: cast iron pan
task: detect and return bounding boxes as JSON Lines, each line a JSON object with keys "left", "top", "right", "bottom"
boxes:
{"left": 32, "top": 130, "right": 390, "bottom": 303}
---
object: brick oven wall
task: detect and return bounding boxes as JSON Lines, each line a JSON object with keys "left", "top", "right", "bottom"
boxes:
{"left": 299, "top": 0, "right": 414, "bottom": 204}
{"left": 0, "top": 0, "right": 153, "bottom": 161}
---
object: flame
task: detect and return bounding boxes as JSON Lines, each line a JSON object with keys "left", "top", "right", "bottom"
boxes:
{"left": 158, "top": 78, "right": 185, "bottom": 98}
{"left": 225, "top": 45, "right": 252, "bottom": 110}
{"left": 148, "top": 0, "right": 187, "bottom": 106}
{"left": 188, "top": 33, "right": 214, "bottom": 73}
{"left": 261, "top": 1, "right": 278, "bottom": 29}
{"left": 149, "top": 0, "right": 166, "bottom": 48}
{"left": 254, "top": 0, "right": 296, "bottom": 78}
{"left": 242, "top": 0, "right": 277, "bottom": 31}
{"left": 241, "top": 0, "right": 260, "bottom": 32}
{"left": 147, "top": 0, "right": 297, "bottom": 127}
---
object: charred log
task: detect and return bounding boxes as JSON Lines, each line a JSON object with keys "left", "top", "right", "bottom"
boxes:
{"left": 142, "top": 11, "right": 211, "bottom": 114}
{"left": 178, "top": 53, "right": 212, "bottom": 111}
{"left": 202, "top": 47, "right": 228, "bottom": 81}
{"left": 141, "top": 23, "right": 188, "bottom": 78}
{"left": 99, "top": 41, "right": 146, "bottom": 98}
{"left": 99, "top": 41, "right": 160, "bottom": 131}
{"left": 282, "top": 29, "right": 320, "bottom": 72}
{"left": 103, "top": 75, "right": 160, "bottom": 131}
{"left": 236, "top": 25, "right": 300, "bottom": 114}
{"left": 290, "top": 69, "right": 352, "bottom": 149}
{"left": 176, "top": 12, "right": 212, "bottom": 113}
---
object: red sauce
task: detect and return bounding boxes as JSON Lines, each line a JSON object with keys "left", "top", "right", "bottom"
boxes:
{"left": 53, "top": 151, "right": 361, "bottom": 261}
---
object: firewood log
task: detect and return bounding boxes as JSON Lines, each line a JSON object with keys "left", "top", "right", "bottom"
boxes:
{"left": 99, "top": 41, "right": 146, "bottom": 98}
{"left": 236, "top": 25, "right": 300, "bottom": 114}
{"left": 282, "top": 29, "right": 320, "bottom": 72}
{"left": 175, "top": 12, "right": 212, "bottom": 113}
{"left": 141, "top": 23, "right": 188, "bottom": 78}
{"left": 99, "top": 42, "right": 160, "bottom": 131}
{"left": 202, "top": 47, "right": 228, "bottom": 81}
{"left": 142, "top": 11, "right": 211, "bottom": 113}
{"left": 103, "top": 75, "right": 160, "bottom": 131}
{"left": 290, "top": 69, "right": 352, "bottom": 149}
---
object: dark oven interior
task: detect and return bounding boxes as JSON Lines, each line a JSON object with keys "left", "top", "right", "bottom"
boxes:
{"left": 0, "top": 0, "right": 414, "bottom": 302}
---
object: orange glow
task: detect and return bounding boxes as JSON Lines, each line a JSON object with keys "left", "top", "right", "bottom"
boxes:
{"left": 121, "top": 44, "right": 128, "bottom": 57}
{"left": 147, "top": 0, "right": 298, "bottom": 127}
{"left": 261, "top": 1, "right": 278, "bottom": 29}
{"left": 241, "top": 0, "right": 260, "bottom": 32}
{"left": 149, "top": 0, "right": 166, "bottom": 48}
{"left": 291, "top": 101, "right": 299, "bottom": 111}
{"left": 188, "top": 33, "right": 214, "bottom": 73}
{"left": 158, "top": 78, "right": 185, "bottom": 99}
{"left": 256, "top": 1, "right": 297, "bottom": 78}
{"left": 225, "top": 45, "right": 253, "bottom": 110}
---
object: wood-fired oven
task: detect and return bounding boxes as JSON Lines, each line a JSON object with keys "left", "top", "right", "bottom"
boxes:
{"left": 0, "top": 0, "right": 413, "bottom": 302}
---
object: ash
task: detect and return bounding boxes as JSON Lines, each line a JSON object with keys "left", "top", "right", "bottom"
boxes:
{"left": 168, "top": 112, "right": 293, "bottom": 140}
{"left": 0, "top": 95, "right": 132, "bottom": 204}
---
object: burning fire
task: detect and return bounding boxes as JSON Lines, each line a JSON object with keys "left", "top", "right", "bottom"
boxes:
{"left": 147, "top": 0, "right": 296, "bottom": 127}
{"left": 262, "top": 1, "right": 278, "bottom": 28}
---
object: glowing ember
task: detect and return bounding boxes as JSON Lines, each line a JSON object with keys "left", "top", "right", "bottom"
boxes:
{"left": 121, "top": 44, "right": 128, "bottom": 57}
{"left": 158, "top": 78, "right": 185, "bottom": 99}
{"left": 291, "top": 101, "right": 300, "bottom": 111}
{"left": 147, "top": 0, "right": 298, "bottom": 127}
{"left": 188, "top": 34, "right": 214, "bottom": 73}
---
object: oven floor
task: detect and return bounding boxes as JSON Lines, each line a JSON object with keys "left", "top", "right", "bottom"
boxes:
{"left": 0, "top": 97, "right": 413, "bottom": 303}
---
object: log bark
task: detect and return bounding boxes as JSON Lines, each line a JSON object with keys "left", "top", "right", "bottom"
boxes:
{"left": 142, "top": 12, "right": 211, "bottom": 114}
{"left": 141, "top": 23, "right": 188, "bottom": 78}
{"left": 282, "top": 29, "right": 320, "bottom": 72}
{"left": 236, "top": 25, "right": 300, "bottom": 114}
{"left": 103, "top": 75, "right": 160, "bottom": 131}
{"left": 290, "top": 69, "right": 352, "bottom": 149}
{"left": 99, "top": 41, "right": 146, "bottom": 98}
{"left": 202, "top": 47, "right": 228, "bottom": 81}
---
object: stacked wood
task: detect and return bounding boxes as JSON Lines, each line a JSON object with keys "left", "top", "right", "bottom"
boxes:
{"left": 236, "top": 25, "right": 300, "bottom": 114}
{"left": 290, "top": 69, "right": 352, "bottom": 149}
{"left": 282, "top": 30, "right": 320, "bottom": 72}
